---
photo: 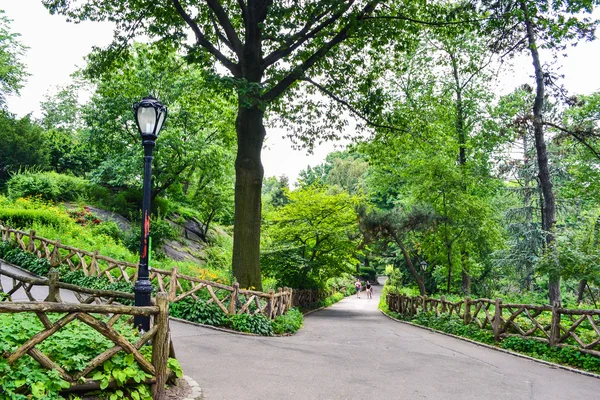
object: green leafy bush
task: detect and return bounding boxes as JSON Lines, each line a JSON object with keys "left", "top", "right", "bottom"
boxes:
{"left": 272, "top": 308, "right": 304, "bottom": 334}
{"left": 228, "top": 313, "right": 274, "bottom": 336}
{"left": 317, "top": 292, "right": 345, "bottom": 308}
{"left": 0, "top": 312, "right": 181, "bottom": 399}
{"left": 0, "top": 208, "right": 72, "bottom": 228}
{"left": 358, "top": 266, "right": 377, "bottom": 282}
{"left": 7, "top": 171, "right": 107, "bottom": 203}
{"left": 2, "top": 247, "right": 51, "bottom": 276}
{"left": 500, "top": 337, "right": 600, "bottom": 373}
{"left": 123, "top": 217, "right": 178, "bottom": 255}
{"left": 169, "top": 297, "right": 228, "bottom": 327}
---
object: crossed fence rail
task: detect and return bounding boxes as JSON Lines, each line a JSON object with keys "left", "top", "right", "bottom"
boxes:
{"left": 0, "top": 224, "right": 293, "bottom": 319}
{"left": 387, "top": 293, "right": 600, "bottom": 357}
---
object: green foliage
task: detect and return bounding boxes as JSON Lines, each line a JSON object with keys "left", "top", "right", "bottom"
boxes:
{"left": 0, "top": 11, "right": 27, "bottom": 108}
{"left": 316, "top": 292, "right": 345, "bottom": 308}
{"left": 262, "top": 185, "right": 360, "bottom": 289}
{"left": 123, "top": 216, "right": 178, "bottom": 256}
{"left": 272, "top": 308, "right": 304, "bottom": 335}
{"left": 1, "top": 246, "right": 51, "bottom": 276}
{"left": 227, "top": 314, "right": 273, "bottom": 336}
{"left": 0, "top": 312, "right": 182, "bottom": 399}
{"left": 0, "top": 207, "right": 72, "bottom": 229}
{"left": 7, "top": 171, "right": 107, "bottom": 203}
{"left": 358, "top": 267, "right": 377, "bottom": 282}
{"left": 500, "top": 337, "right": 600, "bottom": 373}
{"left": 410, "top": 312, "right": 495, "bottom": 344}
{"left": 169, "top": 297, "right": 228, "bottom": 327}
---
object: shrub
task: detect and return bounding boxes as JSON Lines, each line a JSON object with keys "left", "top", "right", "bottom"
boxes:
{"left": 169, "top": 297, "right": 228, "bottom": 327}
{"left": 227, "top": 313, "right": 273, "bottom": 336}
{"left": 0, "top": 208, "right": 72, "bottom": 228}
{"left": 123, "top": 216, "right": 178, "bottom": 255}
{"left": 7, "top": 171, "right": 107, "bottom": 203}
{"left": 272, "top": 308, "right": 304, "bottom": 334}
{"left": 2, "top": 247, "right": 51, "bottom": 276}
{"left": 358, "top": 266, "right": 377, "bottom": 282}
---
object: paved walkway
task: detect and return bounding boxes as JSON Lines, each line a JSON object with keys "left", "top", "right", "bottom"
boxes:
{"left": 172, "top": 289, "right": 600, "bottom": 399}
{"left": 3, "top": 264, "right": 600, "bottom": 399}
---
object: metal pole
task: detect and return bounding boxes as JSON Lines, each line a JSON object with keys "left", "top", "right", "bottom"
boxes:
{"left": 134, "top": 142, "right": 154, "bottom": 332}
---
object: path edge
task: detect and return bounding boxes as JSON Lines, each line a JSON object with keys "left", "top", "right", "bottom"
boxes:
{"left": 181, "top": 375, "right": 202, "bottom": 400}
{"left": 380, "top": 310, "right": 600, "bottom": 380}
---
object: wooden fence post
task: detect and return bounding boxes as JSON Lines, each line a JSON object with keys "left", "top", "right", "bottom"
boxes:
{"left": 422, "top": 295, "right": 427, "bottom": 313}
{"left": 463, "top": 297, "right": 471, "bottom": 325}
{"left": 288, "top": 288, "right": 293, "bottom": 310}
{"left": 441, "top": 296, "right": 447, "bottom": 313}
{"left": 152, "top": 293, "right": 170, "bottom": 400}
{"left": 550, "top": 301, "right": 561, "bottom": 346}
{"left": 493, "top": 298, "right": 503, "bottom": 341}
{"left": 44, "top": 269, "right": 62, "bottom": 303}
{"left": 50, "top": 240, "right": 61, "bottom": 268}
{"left": 168, "top": 267, "right": 178, "bottom": 302}
{"left": 28, "top": 230, "right": 36, "bottom": 252}
{"left": 267, "top": 289, "right": 275, "bottom": 319}
{"left": 277, "top": 287, "right": 283, "bottom": 316}
{"left": 229, "top": 282, "right": 239, "bottom": 314}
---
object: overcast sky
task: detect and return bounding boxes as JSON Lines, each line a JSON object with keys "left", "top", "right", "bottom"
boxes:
{"left": 2, "top": 1, "right": 600, "bottom": 184}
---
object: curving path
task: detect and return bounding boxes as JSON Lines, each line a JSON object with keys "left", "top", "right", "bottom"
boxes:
{"left": 2, "top": 265, "right": 599, "bottom": 399}
{"left": 171, "top": 287, "right": 600, "bottom": 400}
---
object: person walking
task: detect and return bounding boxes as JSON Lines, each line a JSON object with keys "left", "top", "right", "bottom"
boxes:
{"left": 354, "top": 279, "right": 362, "bottom": 298}
{"left": 366, "top": 281, "right": 372, "bottom": 299}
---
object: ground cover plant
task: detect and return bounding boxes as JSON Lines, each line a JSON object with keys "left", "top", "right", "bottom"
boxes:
{"left": 0, "top": 312, "right": 182, "bottom": 399}
{"left": 379, "top": 285, "right": 600, "bottom": 374}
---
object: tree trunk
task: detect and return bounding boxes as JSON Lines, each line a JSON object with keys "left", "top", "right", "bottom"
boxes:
{"left": 577, "top": 279, "right": 587, "bottom": 304}
{"left": 452, "top": 56, "right": 471, "bottom": 296}
{"left": 521, "top": 1, "right": 560, "bottom": 304}
{"left": 461, "top": 251, "right": 470, "bottom": 295}
{"left": 522, "top": 133, "right": 534, "bottom": 291}
{"left": 232, "top": 105, "right": 265, "bottom": 290}
{"left": 393, "top": 233, "right": 426, "bottom": 295}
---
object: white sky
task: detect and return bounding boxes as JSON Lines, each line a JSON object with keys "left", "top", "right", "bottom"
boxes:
{"left": 2, "top": 1, "right": 600, "bottom": 184}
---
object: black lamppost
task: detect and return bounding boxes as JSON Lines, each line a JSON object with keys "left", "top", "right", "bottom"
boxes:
{"left": 420, "top": 261, "right": 428, "bottom": 286}
{"left": 132, "top": 95, "right": 167, "bottom": 332}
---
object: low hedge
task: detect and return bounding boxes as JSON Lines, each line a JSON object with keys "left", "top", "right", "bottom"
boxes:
{"left": 0, "top": 208, "right": 72, "bottom": 229}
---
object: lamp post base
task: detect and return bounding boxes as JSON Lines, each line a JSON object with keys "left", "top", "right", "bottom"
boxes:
{"left": 133, "top": 278, "right": 153, "bottom": 332}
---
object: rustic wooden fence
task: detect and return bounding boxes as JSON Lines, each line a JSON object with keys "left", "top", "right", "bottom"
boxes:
{"left": 0, "top": 293, "right": 171, "bottom": 398}
{"left": 387, "top": 293, "right": 600, "bottom": 357}
{"left": 0, "top": 266, "right": 134, "bottom": 304}
{"left": 0, "top": 224, "right": 293, "bottom": 318}
{"left": 292, "top": 287, "right": 347, "bottom": 308}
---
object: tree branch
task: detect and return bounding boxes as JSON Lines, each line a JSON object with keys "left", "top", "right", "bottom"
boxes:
{"left": 205, "top": 0, "right": 244, "bottom": 56}
{"left": 262, "top": 0, "right": 380, "bottom": 103}
{"left": 302, "top": 77, "right": 406, "bottom": 134}
{"left": 544, "top": 121, "right": 600, "bottom": 160}
{"left": 171, "top": 0, "right": 240, "bottom": 76}
{"left": 262, "top": 1, "right": 356, "bottom": 67}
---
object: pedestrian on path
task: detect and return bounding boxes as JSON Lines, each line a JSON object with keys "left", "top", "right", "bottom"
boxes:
{"left": 354, "top": 279, "right": 361, "bottom": 298}
{"left": 366, "top": 281, "right": 372, "bottom": 299}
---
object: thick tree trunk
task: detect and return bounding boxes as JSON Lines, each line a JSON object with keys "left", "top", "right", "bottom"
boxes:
{"left": 577, "top": 279, "right": 587, "bottom": 304}
{"left": 232, "top": 105, "right": 265, "bottom": 290}
{"left": 521, "top": 1, "right": 560, "bottom": 304}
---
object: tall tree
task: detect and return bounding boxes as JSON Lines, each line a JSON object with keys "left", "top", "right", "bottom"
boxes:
{"left": 43, "top": 0, "right": 398, "bottom": 289}
{"left": 481, "top": 0, "right": 600, "bottom": 303}
{"left": 0, "top": 10, "right": 27, "bottom": 109}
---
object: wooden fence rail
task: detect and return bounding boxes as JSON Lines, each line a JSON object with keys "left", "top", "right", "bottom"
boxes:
{"left": 0, "top": 294, "right": 171, "bottom": 398}
{"left": 387, "top": 293, "right": 600, "bottom": 357}
{"left": 0, "top": 224, "right": 293, "bottom": 319}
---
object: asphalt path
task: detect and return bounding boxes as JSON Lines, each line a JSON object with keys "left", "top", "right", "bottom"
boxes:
{"left": 171, "top": 287, "right": 600, "bottom": 400}
{"left": 2, "top": 264, "right": 600, "bottom": 399}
